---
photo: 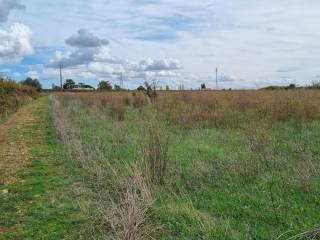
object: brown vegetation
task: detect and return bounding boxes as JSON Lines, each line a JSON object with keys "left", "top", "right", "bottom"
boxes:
{"left": 155, "top": 90, "right": 320, "bottom": 128}
{"left": 0, "top": 79, "right": 39, "bottom": 118}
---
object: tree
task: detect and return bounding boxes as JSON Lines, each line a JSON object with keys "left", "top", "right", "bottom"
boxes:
{"left": 98, "top": 81, "right": 112, "bottom": 91}
{"left": 201, "top": 83, "right": 206, "bottom": 90}
{"left": 21, "top": 77, "right": 42, "bottom": 91}
{"left": 165, "top": 85, "right": 170, "bottom": 91}
{"left": 63, "top": 79, "right": 75, "bottom": 89}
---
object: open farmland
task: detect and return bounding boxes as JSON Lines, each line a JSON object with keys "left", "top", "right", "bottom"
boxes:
{"left": 2, "top": 90, "right": 319, "bottom": 239}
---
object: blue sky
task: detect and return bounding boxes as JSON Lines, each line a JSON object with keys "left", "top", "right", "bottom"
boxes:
{"left": 1, "top": 0, "right": 320, "bottom": 89}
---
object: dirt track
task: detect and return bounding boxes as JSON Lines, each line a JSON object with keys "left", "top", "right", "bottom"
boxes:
{"left": 0, "top": 101, "right": 40, "bottom": 185}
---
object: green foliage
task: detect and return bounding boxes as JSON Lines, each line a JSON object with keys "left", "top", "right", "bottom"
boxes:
{"left": 21, "top": 77, "right": 42, "bottom": 91}
{"left": 97, "top": 80, "right": 112, "bottom": 90}
{"left": 63, "top": 79, "right": 76, "bottom": 89}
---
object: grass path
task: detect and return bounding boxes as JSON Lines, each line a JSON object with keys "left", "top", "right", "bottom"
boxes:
{"left": 0, "top": 101, "right": 38, "bottom": 185}
{"left": 0, "top": 97, "right": 85, "bottom": 239}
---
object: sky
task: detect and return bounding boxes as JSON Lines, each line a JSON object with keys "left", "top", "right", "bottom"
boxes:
{"left": 0, "top": 0, "right": 320, "bottom": 89}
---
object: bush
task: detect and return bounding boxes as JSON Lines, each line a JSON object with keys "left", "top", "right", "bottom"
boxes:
{"left": 0, "top": 79, "right": 39, "bottom": 117}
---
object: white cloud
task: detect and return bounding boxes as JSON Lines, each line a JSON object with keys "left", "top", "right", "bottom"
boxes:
{"left": 0, "top": 0, "right": 25, "bottom": 22}
{"left": 27, "top": 70, "right": 39, "bottom": 79}
{"left": 88, "top": 62, "right": 114, "bottom": 74}
{"left": 65, "top": 29, "right": 109, "bottom": 48}
{"left": 140, "top": 58, "right": 182, "bottom": 71}
{"left": 0, "top": 23, "right": 33, "bottom": 63}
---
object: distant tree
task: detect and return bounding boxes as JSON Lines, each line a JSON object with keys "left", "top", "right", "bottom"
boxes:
{"left": 21, "top": 77, "right": 42, "bottom": 91}
{"left": 114, "top": 84, "right": 121, "bottom": 91}
{"left": 137, "top": 86, "right": 146, "bottom": 91}
{"left": 98, "top": 80, "right": 112, "bottom": 91}
{"left": 63, "top": 79, "right": 75, "bottom": 89}
{"left": 165, "top": 85, "right": 170, "bottom": 91}
{"left": 201, "top": 83, "right": 206, "bottom": 90}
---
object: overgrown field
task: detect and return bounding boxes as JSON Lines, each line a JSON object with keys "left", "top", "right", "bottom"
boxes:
{"left": 0, "top": 79, "right": 38, "bottom": 120}
{"left": 50, "top": 90, "right": 320, "bottom": 239}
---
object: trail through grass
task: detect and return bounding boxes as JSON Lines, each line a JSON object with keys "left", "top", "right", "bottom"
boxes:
{"left": 0, "top": 97, "right": 86, "bottom": 239}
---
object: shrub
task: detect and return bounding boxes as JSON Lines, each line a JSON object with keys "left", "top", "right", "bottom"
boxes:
{"left": 0, "top": 79, "right": 38, "bottom": 117}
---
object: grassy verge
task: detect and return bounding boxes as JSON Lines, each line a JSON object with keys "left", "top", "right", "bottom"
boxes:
{"left": 0, "top": 97, "right": 86, "bottom": 240}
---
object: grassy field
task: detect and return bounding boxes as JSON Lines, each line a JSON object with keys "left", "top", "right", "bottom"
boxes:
{"left": 1, "top": 90, "right": 319, "bottom": 239}
{"left": 47, "top": 90, "right": 320, "bottom": 239}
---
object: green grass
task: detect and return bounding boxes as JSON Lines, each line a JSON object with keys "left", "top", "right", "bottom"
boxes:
{"left": 2, "top": 94, "right": 319, "bottom": 239}
{"left": 0, "top": 97, "right": 87, "bottom": 240}
{"left": 55, "top": 96, "right": 320, "bottom": 239}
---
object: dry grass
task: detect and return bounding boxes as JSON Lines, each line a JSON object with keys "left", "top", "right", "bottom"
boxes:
{"left": 155, "top": 90, "right": 320, "bottom": 128}
{"left": 51, "top": 94, "right": 154, "bottom": 239}
{"left": 143, "top": 116, "right": 169, "bottom": 185}
{"left": 50, "top": 90, "right": 320, "bottom": 239}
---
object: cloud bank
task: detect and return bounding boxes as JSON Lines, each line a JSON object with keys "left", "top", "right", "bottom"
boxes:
{"left": 65, "top": 29, "right": 109, "bottom": 48}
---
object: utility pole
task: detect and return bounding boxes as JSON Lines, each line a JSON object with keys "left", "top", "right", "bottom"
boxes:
{"left": 216, "top": 67, "right": 218, "bottom": 90}
{"left": 119, "top": 72, "right": 124, "bottom": 89}
{"left": 59, "top": 62, "right": 63, "bottom": 88}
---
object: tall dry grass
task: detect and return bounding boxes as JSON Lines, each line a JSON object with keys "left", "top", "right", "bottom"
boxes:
{"left": 51, "top": 94, "right": 154, "bottom": 239}
{"left": 54, "top": 90, "right": 320, "bottom": 128}
{"left": 142, "top": 116, "right": 169, "bottom": 185}
{"left": 155, "top": 90, "right": 320, "bottom": 128}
